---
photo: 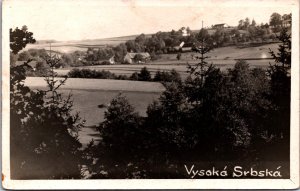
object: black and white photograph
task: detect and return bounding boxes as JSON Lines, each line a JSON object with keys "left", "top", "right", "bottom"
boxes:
{"left": 1, "top": 0, "right": 299, "bottom": 189}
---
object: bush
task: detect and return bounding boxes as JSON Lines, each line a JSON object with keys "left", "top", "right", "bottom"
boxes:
{"left": 153, "top": 69, "right": 181, "bottom": 84}
{"left": 129, "top": 72, "right": 139, "bottom": 81}
{"left": 68, "top": 68, "right": 117, "bottom": 79}
{"left": 138, "top": 67, "right": 152, "bottom": 81}
{"left": 101, "top": 60, "right": 111, "bottom": 65}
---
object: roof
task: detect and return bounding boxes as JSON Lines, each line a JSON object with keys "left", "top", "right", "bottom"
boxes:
{"left": 213, "top": 23, "right": 230, "bottom": 28}
{"left": 125, "top": 52, "right": 150, "bottom": 59}
{"left": 282, "top": 19, "right": 291, "bottom": 23}
{"left": 214, "top": 23, "right": 226, "bottom": 27}
{"left": 15, "top": 60, "right": 38, "bottom": 68}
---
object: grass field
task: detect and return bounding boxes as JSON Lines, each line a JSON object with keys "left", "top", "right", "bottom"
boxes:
{"left": 25, "top": 77, "right": 165, "bottom": 92}
{"left": 25, "top": 77, "right": 164, "bottom": 146}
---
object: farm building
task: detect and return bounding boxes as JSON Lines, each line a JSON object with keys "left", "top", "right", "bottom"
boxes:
{"left": 282, "top": 19, "right": 291, "bottom": 28}
{"left": 123, "top": 52, "right": 151, "bottom": 64}
{"left": 212, "top": 23, "right": 230, "bottom": 29}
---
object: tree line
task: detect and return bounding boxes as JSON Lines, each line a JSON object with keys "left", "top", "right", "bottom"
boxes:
{"left": 68, "top": 67, "right": 181, "bottom": 84}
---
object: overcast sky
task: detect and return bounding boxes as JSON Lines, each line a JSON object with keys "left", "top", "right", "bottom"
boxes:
{"left": 4, "top": 0, "right": 296, "bottom": 41}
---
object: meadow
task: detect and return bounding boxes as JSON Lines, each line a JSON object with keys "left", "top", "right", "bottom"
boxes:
{"left": 25, "top": 77, "right": 164, "bottom": 146}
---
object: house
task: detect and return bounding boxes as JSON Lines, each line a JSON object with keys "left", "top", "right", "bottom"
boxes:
{"left": 123, "top": 52, "right": 151, "bottom": 64}
{"left": 14, "top": 60, "right": 38, "bottom": 70}
{"left": 174, "top": 42, "right": 193, "bottom": 52}
{"left": 282, "top": 19, "right": 291, "bottom": 27}
{"left": 212, "top": 23, "right": 230, "bottom": 29}
{"left": 181, "top": 28, "right": 191, "bottom": 37}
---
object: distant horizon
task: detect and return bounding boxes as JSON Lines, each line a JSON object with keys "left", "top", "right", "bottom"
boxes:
{"left": 5, "top": 0, "right": 295, "bottom": 41}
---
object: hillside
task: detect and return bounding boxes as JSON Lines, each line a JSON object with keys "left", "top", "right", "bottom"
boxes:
{"left": 25, "top": 34, "right": 152, "bottom": 53}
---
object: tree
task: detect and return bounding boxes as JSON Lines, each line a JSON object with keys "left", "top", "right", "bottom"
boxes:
{"left": 244, "top": 17, "right": 250, "bottom": 28}
{"left": 10, "top": 26, "right": 84, "bottom": 179}
{"left": 153, "top": 69, "right": 181, "bottom": 84}
{"left": 138, "top": 67, "right": 152, "bottom": 81}
{"left": 187, "top": 27, "right": 214, "bottom": 90}
{"left": 129, "top": 72, "right": 139, "bottom": 81}
{"left": 269, "top": 28, "right": 291, "bottom": 68}
{"left": 135, "top": 33, "right": 146, "bottom": 44}
{"left": 113, "top": 43, "right": 127, "bottom": 63}
{"left": 282, "top": 13, "right": 292, "bottom": 21}
{"left": 267, "top": 28, "right": 291, "bottom": 143}
{"left": 176, "top": 53, "right": 181, "bottom": 60}
{"left": 212, "top": 28, "right": 225, "bottom": 46}
{"left": 34, "top": 60, "right": 51, "bottom": 76}
{"left": 251, "top": 19, "right": 256, "bottom": 26}
{"left": 134, "top": 53, "right": 145, "bottom": 63}
{"left": 270, "top": 12, "right": 282, "bottom": 27}
{"left": 61, "top": 53, "right": 75, "bottom": 67}
{"left": 10, "top": 25, "right": 36, "bottom": 54}
{"left": 17, "top": 51, "right": 32, "bottom": 61}
{"left": 238, "top": 19, "right": 244, "bottom": 29}
{"left": 88, "top": 94, "right": 146, "bottom": 178}
{"left": 197, "top": 28, "right": 210, "bottom": 42}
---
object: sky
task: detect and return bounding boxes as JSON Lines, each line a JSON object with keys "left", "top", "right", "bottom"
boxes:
{"left": 3, "top": 0, "right": 296, "bottom": 41}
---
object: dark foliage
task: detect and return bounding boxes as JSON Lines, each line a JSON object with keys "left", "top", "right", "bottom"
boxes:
{"left": 153, "top": 69, "right": 181, "bottom": 84}
{"left": 10, "top": 26, "right": 36, "bottom": 54}
{"left": 138, "top": 67, "right": 152, "bottom": 81}
{"left": 10, "top": 27, "right": 84, "bottom": 179}
{"left": 85, "top": 94, "right": 148, "bottom": 178}
{"left": 68, "top": 68, "right": 121, "bottom": 79}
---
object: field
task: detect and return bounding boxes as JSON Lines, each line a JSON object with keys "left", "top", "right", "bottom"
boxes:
{"left": 25, "top": 34, "right": 151, "bottom": 53}
{"left": 54, "top": 43, "right": 279, "bottom": 78}
{"left": 25, "top": 77, "right": 164, "bottom": 146}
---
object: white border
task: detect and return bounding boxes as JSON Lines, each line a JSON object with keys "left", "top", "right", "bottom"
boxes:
{"left": 2, "top": 0, "right": 299, "bottom": 189}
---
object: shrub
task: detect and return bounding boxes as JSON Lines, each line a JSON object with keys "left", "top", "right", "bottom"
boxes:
{"left": 68, "top": 68, "right": 117, "bottom": 79}
{"left": 129, "top": 72, "right": 139, "bottom": 81}
{"left": 138, "top": 67, "right": 152, "bottom": 81}
{"left": 153, "top": 69, "right": 181, "bottom": 83}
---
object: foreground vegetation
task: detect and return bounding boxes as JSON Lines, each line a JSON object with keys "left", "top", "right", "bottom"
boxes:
{"left": 10, "top": 24, "right": 291, "bottom": 179}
